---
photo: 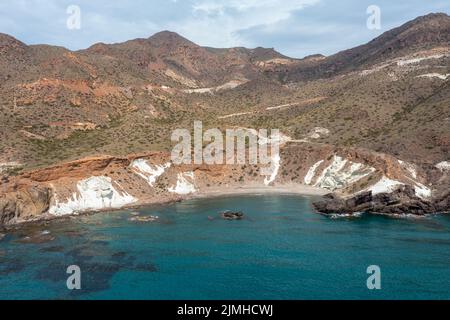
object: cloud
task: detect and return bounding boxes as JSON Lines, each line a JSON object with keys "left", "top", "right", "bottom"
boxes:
{"left": 169, "top": 0, "right": 320, "bottom": 48}
{"left": 192, "top": 0, "right": 318, "bottom": 20}
{"left": 0, "top": 0, "right": 448, "bottom": 57}
{"left": 0, "top": 0, "right": 321, "bottom": 50}
{"left": 234, "top": 0, "right": 450, "bottom": 57}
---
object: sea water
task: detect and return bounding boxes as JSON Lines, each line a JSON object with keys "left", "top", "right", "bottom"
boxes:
{"left": 0, "top": 195, "right": 449, "bottom": 300}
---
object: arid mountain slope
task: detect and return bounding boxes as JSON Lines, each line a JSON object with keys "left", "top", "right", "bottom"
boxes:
{"left": 1, "top": 13, "right": 450, "bottom": 224}
{"left": 272, "top": 12, "right": 450, "bottom": 82}
{"left": 0, "top": 13, "right": 449, "bottom": 171}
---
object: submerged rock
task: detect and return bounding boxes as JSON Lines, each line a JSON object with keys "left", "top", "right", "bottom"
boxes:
{"left": 313, "top": 185, "right": 447, "bottom": 216}
{"left": 16, "top": 232, "right": 55, "bottom": 244}
{"left": 220, "top": 211, "right": 245, "bottom": 220}
{"left": 129, "top": 215, "right": 159, "bottom": 223}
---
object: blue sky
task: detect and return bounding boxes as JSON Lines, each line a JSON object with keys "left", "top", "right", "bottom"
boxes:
{"left": 0, "top": 0, "right": 449, "bottom": 58}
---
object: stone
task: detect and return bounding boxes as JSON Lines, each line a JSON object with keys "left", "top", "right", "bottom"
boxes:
{"left": 129, "top": 215, "right": 159, "bottom": 223}
{"left": 313, "top": 185, "right": 444, "bottom": 216}
{"left": 220, "top": 211, "right": 244, "bottom": 220}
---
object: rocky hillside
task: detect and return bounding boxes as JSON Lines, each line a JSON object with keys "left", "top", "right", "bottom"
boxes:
{"left": 2, "top": 138, "right": 448, "bottom": 226}
{"left": 270, "top": 12, "right": 450, "bottom": 82}
{"left": 0, "top": 13, "right": 449, "bottom": 224}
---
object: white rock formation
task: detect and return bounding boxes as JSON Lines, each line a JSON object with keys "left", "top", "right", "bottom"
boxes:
{"left": 131, "top": 159, "right": 171, "bottom": 187}
{"left": 312, "top": 156, "right": 375, "bottom": 191}
{"left": 368, "top": 177, "right": 404, "bottom": 195}
{"left": 264, "top": 153, "right": 281, "bottom": 186}
{"left": 168, "top": 172, "right": 197, "bottom": 195}
{"left": 414, "top": 182, "right": 432, "bottom": 199}
{"left": 398, "top": 160, "right": 417, "bottom": 179}
{"left": 417, "top": 73, "right": 450, "bottom": 80}
{"left": 436, "top": 161, "right": 450, "bottom": 172}
{"left": 397, "top": 54, "right": 444, "bottom": 66}
{"left": 304, "top": 160, "right": 324, "bottom": 185}
{"left": 0, "top": 162, "right": 21, "bottom": 173}
{"left": 367, "top": 176, "right": 431, "bottom": 199}
{"left": 49, "top": 176, "right": 137, "bottom": 216}
{"left": 184, "top": 79, "right": 248, "bottom": 94}
{"left": 308, "top": 127, "right": 330, "bottom": 139}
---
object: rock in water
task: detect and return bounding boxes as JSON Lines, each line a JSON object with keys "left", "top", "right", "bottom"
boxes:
{"left": 16, "top": 232, "right": 55, "bottom": 244}
{"left": 129, "top": 215, "right": 159, "bottom": 223}
{"left": 313, "top": 185, "right": 441, "bottom": 216}
{"left": 220, "top": 211, "right": 244, "bottom": 220}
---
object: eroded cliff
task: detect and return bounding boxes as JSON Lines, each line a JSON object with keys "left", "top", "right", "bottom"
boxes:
{"left": 1, "top": 141, "right": 448, "bottom": 226}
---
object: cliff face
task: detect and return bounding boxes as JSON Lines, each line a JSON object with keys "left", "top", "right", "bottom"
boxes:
{"left": 0, "top": 186, "right": 50, "bottom": 225}
{"left": 1, "top": 142, "right": 448, "bottom": 226}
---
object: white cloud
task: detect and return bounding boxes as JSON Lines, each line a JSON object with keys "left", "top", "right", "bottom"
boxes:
{"left": 0, "top": 0, "right": 448, "bottom": 57}
{"left": 183, "top": 0, "right": 320, "bottom": 47}
{"left": 194, "top": 0, "right": 318, "bottom": 15}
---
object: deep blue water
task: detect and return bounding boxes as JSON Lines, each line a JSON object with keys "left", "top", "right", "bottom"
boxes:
{"left": 0, "top": 194, "right": 449, "bottom": 300}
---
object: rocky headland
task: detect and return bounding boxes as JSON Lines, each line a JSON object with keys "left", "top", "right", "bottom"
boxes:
{"left": 1, "top": 141, "right": 448, "bottom": 228}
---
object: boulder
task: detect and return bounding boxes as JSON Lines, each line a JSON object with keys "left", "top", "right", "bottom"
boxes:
{"left": 129, "top": 215, "right": 159, "bottom": 223}
{"left": 313, "top": 185, "right": 443, "bottom": 216}
{"left": 313, "top": 191, "right": 373, "bottom": 214}
{"left": 220, "top": 210, "right": 244, "bottom": 220}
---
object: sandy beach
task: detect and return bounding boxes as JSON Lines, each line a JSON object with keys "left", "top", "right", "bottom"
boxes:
{"left": 193, "top": 183, "right": 328, "bottom": 199}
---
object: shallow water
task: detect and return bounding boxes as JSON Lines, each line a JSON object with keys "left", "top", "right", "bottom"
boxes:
{"left": 0, "top": 194, "right": 449, "bottom": 300}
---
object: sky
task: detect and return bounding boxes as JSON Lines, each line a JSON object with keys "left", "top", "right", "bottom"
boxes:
{"left": 0, "top": 0, "right": 449, "bottom": 58}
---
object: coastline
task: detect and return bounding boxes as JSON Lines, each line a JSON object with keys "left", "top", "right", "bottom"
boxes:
{"left": 193, "top": 184, "right": 328, "bottom": 199}
{"left": 1, "top": 184, "right": 328, "bottom": 230}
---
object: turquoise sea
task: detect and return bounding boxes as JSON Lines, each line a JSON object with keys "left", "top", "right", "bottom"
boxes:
{"left": 0, "top": 194, "right": 449, "bottom": 300}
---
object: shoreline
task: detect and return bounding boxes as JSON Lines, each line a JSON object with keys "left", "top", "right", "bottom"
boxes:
{"left": 192, "top": 184, "right": 328, "bottom": 199}
{"left": 1, "top": 184, "right": 327, "bottom": 230}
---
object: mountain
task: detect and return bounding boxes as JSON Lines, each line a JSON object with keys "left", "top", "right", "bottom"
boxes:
{"left": 273, "top": 12, "right": 450, "bottom": 82}
{"left": 0, "top": 13, "right": 449, "bottom": 170}
{"left": 79, "top": 30, "right": 294, "bottom": 88}
{"left": 0, "top": 33, "right": 33, "bottom": 79}
{"left": 1, "top": 13, "right": 450, "bottom": 224}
